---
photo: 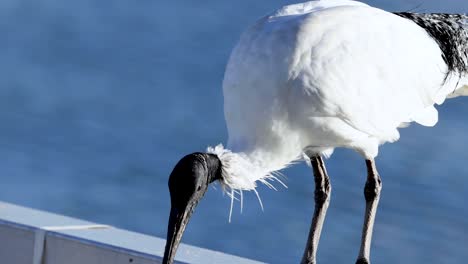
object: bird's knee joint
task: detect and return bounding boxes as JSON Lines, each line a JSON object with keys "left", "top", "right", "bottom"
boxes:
{"left": 315, "top": 184, "right": 331, "bottom": 205}
{"left": 364, "top": 177, "right": 382, "bottom": 202}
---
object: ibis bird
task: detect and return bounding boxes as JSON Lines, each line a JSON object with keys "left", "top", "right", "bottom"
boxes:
{"left": 162, "top": 0, "right": 468, "bottom": 263}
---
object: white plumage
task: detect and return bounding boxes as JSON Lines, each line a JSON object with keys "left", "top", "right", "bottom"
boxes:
{"left": 162, "top": 1, "right": 468, "bottom": 263}
{"left": 207, "top": 0, "right": 468, "bottom": 195}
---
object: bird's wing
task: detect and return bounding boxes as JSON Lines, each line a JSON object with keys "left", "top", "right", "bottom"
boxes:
{"left": 285, "top": 5, "right": 452, "bottom": 143}
{"left": 223, "top": 0, "right": 459, "bottom": 158}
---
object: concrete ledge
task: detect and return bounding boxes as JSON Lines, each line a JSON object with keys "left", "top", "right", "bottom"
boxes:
{"left": 0, "top": 201, "right": 264, "bottom": 264}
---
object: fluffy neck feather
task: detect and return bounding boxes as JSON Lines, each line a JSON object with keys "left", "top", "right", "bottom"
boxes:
{"left": 207, "top": 144, "right": 301, "bottom": 220}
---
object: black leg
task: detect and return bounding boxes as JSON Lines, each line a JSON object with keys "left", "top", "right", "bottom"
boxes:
{"left": 356, "top": 159, "right": 382, "bottom": 264}
{"left": 301, "top": 156, "right": 331, "bottom": 264}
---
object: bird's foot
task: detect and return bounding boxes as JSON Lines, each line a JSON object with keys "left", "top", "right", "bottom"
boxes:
{"left": 356, "top": 258, "right": 370, "bottom": 264}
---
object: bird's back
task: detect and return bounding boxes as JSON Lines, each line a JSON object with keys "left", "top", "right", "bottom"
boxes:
{"left": 223, "top": 0, "right": 467, "bottom": 158}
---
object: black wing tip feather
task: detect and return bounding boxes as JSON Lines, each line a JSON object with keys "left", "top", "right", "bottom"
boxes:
{"left": 394, "top": 12, "right": 468, "bottom": 77}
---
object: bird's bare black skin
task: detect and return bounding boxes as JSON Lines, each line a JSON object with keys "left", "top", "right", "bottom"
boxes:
{"left": 162, "top": 152, "right": 222, "bottom": 264}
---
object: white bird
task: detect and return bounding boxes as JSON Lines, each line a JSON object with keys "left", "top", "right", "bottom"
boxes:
{"left": 162, "top": 1, "right": 468, "bottom": 263}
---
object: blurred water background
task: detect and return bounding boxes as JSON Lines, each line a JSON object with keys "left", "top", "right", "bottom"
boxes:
{"left": 0, "top": 0, "right": 467, "bottom": 263}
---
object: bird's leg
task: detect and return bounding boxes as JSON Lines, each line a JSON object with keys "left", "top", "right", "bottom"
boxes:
{"left": 356, "top": 159, "right": 382, "bottom": 264}
{"left": 301, "top": 155, "right": 331, "bottom": 264}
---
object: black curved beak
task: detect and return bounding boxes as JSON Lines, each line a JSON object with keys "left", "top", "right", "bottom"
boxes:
{"left": 162, "top": 152, "right": 221, "bottom": 263}
{"left": 162, "top": 196, "right": 200, "bottom": 264}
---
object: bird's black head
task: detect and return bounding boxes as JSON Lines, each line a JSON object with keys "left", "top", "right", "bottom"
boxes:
{"left": 162, "top": 152, "right": 222, "bottom": 264}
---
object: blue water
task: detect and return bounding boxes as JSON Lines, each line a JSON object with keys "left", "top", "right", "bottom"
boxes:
{"left": 0, "top": 0, "right": 467, "bottom": 263}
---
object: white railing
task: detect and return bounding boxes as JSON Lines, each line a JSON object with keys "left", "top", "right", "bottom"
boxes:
{"left": 0, "top": 201, "right": 264, "bottom": 264}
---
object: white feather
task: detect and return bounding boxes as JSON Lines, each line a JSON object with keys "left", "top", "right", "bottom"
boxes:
{"left": 208, "top": 0, "right": 468, "bottom": 202}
